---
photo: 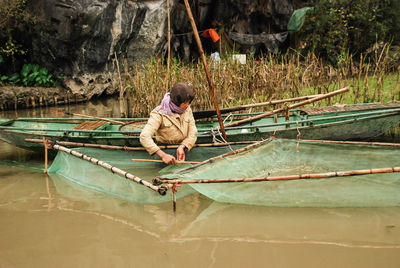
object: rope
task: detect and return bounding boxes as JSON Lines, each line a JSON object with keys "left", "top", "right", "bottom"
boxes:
{"left": 210, "top": 113, "right": 245, "bottom": 152}
{"left": 210, "top": 128, "right": 221, "bottom": 143}
{"left": 172, "top": 181, "right": 181, "bottom": 194}
{"left": 223, "top": 113, "right": 234, "bottom": 125}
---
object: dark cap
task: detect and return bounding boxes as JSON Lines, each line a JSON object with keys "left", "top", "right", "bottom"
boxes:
{"left": 170, "top": 83, "right": 195, "bottom": 106}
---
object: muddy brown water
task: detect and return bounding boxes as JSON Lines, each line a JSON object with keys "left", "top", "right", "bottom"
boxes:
{"left": 1, "top": 100, "right": 400, "bottom": 268}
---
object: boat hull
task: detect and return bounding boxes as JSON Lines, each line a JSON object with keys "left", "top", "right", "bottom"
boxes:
{"left": 1, "top": 104, "right": 400, "bottom": 154}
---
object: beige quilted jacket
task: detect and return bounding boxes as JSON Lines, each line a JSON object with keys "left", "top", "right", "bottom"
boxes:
{"left": 139, "top": 106, "right": 197, "bottom": 155}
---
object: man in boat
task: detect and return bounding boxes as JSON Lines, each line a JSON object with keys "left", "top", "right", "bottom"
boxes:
{"left": 140, "top": 82, "right": 197, "bottom": 165}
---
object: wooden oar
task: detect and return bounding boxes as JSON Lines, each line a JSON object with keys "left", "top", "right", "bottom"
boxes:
{"left": 131, "top": 159, "right": 200, "bottom": 164}
{"left": 193, "top": 94, "right": 323, "bottom": 119}
{"left": 43, "top": 140, "right": 167, "bottom": 195}
{"left": 225, "top": 87, "right": 349, "bottom": 128}
{"left": 155, "top": 166, "right": 400, "bottom": 185}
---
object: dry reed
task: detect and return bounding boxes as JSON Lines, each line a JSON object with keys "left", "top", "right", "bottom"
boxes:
{"left": 123, "top": 47, "right": 399, "bottom": 117}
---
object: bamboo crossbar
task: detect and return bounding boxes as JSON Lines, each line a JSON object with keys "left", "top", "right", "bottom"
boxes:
{"left": 65, "top": 112, "right": 125, "bottom": 125}
{"left": 238, "top": 94, "right": 323, "bottom": 109}
{"left": 18, "top": 117, "right": 147, "bottom": 122}
{"left": 45, "top": 141, "right": 167, "bottom": 195}
{"left": 131, "top": 159, "right": 200, "bottom": 164}
{"left": 155, "top": 135, "right": 400, "bottom": 177}
{"left": 193, "top": 94, "right": 323, "bottom": 119}
{"left": 170, "top": 139, "right": 271, "bottom": 174}
{"left": 282, "top": 138, "right": 400, "bottom": 147}
{"left": 155, "top": 166, "right": 400, "bottom": 185}
{"left": 225, "top": 87, "right": 349, "bottom": 128}
{"left": 24, "top": 138, "right": 257, "bottom": 150}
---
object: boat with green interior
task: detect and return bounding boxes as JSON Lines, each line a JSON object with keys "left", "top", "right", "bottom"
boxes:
{"left": 0, "top": 102, "right": 399, "bottom": 154}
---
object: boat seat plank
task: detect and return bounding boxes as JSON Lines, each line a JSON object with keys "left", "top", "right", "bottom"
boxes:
{"left": 73, "top": 120, "right": 107, "bottom": 130}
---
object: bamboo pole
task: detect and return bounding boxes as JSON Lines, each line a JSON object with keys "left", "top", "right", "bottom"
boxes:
{"left": 155, "top": 166, "right": 400, "bottom": 185}
{"left": 24, "top": 138, "right": 257, "bottom": 151}
{"left": 165, "top": 0, "right": 171, "bottom": 93}
{"left": 64, "top": 112, "right": 125, "bottom": 125}
{"left": 172, "top": 182, "right": 178, "bottom": 212}
{"left": 230, "top": 94, "right": 324, "bottom": 110}
{"left": 225, "top": 87, "right": 349, "bottom": 128}
{"left": 43, "top": 136, "right": 48, "bottom": 174}
{"left": 283, "top": 138, "right": 400, "bottom": 147}
{"left": 193, "top": 94, "right": 323, "bottom": 119}
{"left": 183, "top": 0, "right": 227, "bottom": 141}
{"left": 43, "top": 141, "right": 166, "bottom": 195}
{"left": 115, "top": 51, "right": 124, "bottom": 99}
{"left": 169, "top": 139, "right": 270, "bottom": 174}
{"left": 115, "top": 51, "right": 127, "bottom": 118}
{"left": 131, "top": 159, "right": 200, "bottom": 164}
{"left": 173, "top": 191, "right": 176, "bottom": 212}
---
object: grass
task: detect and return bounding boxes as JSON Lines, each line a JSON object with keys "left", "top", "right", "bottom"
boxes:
{"left": 122, "top": 47, "right": 400, "bottom": 117}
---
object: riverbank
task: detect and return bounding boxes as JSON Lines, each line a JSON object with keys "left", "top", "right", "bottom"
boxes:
{"left": 0, "top": 86, "right": 87, "bottom": 111}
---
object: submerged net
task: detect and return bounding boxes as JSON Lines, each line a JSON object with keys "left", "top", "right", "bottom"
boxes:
{"left": 48, "top": 148, "right": 195, "bottom": 203}
{"left": 161, "top": 139, "right": 400, "bottom": 207}
{"left": 47, "top": 145, "right": 243, "bottom": 203}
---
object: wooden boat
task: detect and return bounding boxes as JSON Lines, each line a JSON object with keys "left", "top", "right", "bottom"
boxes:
{"left": 159, "top": 138, "right": 400, "bottom": 207}
{"left": 0, "top": 102, "right": 400, "bottom": 154}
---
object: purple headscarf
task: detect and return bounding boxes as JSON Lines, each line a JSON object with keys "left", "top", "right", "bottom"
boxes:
{"left": 155, "top": 93, "right": 186, "bottom": 115}
{"left": 155, "top": 83, "right": 194, "bottom": 115}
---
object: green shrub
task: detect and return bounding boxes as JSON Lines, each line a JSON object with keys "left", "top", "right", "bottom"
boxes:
{"left": 0, "top": 63, "right": 59, "bottom": 87}
{"left": 299, "top": 0, "right": 400, "bottom": 65}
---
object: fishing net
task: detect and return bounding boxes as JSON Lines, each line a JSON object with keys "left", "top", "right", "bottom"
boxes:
{"left": 161, "top": 139, "right": 400, "bottom": 207}
{"left": 47, "top": 145, "right": 242, "bottom": 203}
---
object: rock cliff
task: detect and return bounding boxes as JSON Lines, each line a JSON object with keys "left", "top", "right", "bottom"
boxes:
{"left": 27, "top": 0, "right": 311, "bottom": 97}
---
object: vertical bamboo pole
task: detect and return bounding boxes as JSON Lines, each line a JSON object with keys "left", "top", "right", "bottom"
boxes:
{"left": 45, "top": 175, "right": 53, "bottom": 211}
{"left": 183, "top": 0, "right": 227, "bottom": 141}
{"left": 115, "top": 52, "right": 126, "bottom": 117}
{"left": 173, "top": 191, "right": 177, "bottom": 212}
{"left": 43, "top": 136, "right": 48, "bottom": 174}
{"left": 165, "top": 0, "right": 171, "bottom": 93}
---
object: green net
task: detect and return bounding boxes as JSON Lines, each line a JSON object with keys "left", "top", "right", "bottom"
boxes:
{"left": 48, "top": 148, "right": 183, "bottom": 203}
{"left": 161, "top": 139, "right": 400, "bottom": 207}
{"left": 47, "top": 145, "right": 243, "bottom": 203}
{"left": 287, "top": 7, "right": 314, "bottom": 31}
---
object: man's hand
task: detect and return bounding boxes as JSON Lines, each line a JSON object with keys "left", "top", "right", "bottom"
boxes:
{"left": 156, "top": 150, "right": 176, "bottom": 165}
{"left": 177, "top": 145, "right": 186, "bottom": 161}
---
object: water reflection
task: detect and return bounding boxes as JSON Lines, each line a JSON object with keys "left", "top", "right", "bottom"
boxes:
{"left": 61, "top": 177, "right": 400, "bottom": 248}
{"left": 0, "top": 97, "right": 124, "bottom": 119}
{"left": 3, "top": 164, "right": 399, "bottom": 249}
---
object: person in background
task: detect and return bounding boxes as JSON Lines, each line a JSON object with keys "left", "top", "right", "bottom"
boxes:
{"left": 139, "top": 82, "right": 197, "bottom": 165}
